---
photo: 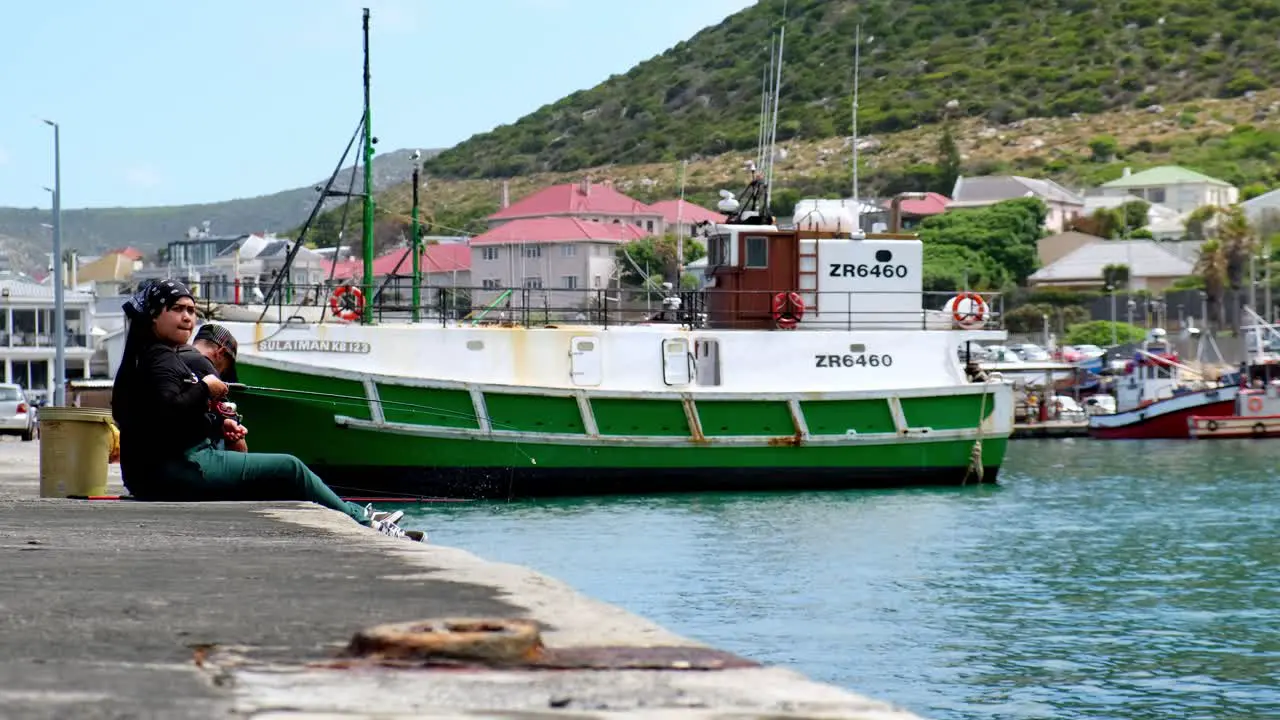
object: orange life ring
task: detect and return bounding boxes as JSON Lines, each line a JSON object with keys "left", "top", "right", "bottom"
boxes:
{"left": 1247, "top": 396, "right": 1264, "bottom": 413}
{"left": 771, "top": 291, "right": 805, "bottom": 330}
{"left": 329, "top": 284, "right": 365, "bottom": 321}
{"left": 951, "top": 292, "right": 987, "bottom": 328}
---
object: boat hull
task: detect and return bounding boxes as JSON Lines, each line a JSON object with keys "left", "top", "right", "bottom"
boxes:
{"left": 1087, "top": 387, "right": 1239, "bottom": 439}
{"left": 1188, "top": 414, "right": 1280, "bottom": 439}
{"left": 230, "top": 361, "right": 1010, "bottom": 499}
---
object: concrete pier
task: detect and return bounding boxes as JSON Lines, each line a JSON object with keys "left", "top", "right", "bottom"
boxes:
{"left": 0, "top": 438, "right": 923, "bottom": 719}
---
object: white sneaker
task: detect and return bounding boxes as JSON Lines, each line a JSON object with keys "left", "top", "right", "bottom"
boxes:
{"left": 370, "top": 518, "right": 408, "bottom": 539}
{"left": 363, "top": 503, "right": 404, "bottom": 525}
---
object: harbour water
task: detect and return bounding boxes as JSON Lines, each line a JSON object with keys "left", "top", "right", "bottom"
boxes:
{"left": 402, "top": 439, "right": 1280, "bottom": 719}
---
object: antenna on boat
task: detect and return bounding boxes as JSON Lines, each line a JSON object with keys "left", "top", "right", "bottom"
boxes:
{"left": 851, "top": 22, "right": 861, "bottom": 204}
{"left": 763, "top": 22, "right": 785, "bottom": 212}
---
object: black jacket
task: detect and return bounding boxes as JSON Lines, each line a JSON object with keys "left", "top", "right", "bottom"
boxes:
{"left": 119, "top": 342, "right": 219, "bottom": 484}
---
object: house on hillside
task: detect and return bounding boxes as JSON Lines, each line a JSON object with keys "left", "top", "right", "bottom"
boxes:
{"left": 874, "top": 191, "right": 950, "bottom": 230}
{"left": 468, "top": 217, "right": 648, "bottom": 313}
{"left": 1093, "top": 166, "right": 1238, "bottom": 214}
{"left": 1037, "top": 231, "right": 1103, "bottom": 268}
{"left": 1028, "top": 239, "right": 1196, "bottom": 292}
{"left": 1242, "top": 187, "right": 1280, "bottom": 232}
{"left": 75, "top": 252, "right": 137, "bottom": 295}
{"left": 488, "top": 179, "right": 665, "bottom": 235}
{"left": 135, "top": 232, "right": 329, "bottom": 303}
{"left": 647, "top": 199, "right": 724, "bottom": 239}
{"left": 948, "top": 175, "right": 1085, "bottom": 232}
{"left": 1081, "top": 195, "right": 1187, "bottom": 240}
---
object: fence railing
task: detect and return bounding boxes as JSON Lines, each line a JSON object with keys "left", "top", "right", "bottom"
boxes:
{"left": 181, "top": 278, "right": 1007, "bottom": 332}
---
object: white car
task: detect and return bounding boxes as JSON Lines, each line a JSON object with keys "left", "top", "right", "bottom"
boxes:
{"left": 0, "top": 384, "right": 35, "bottom": 442}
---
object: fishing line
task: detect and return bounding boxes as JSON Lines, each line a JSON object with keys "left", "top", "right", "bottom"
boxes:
{"left": 226, "top": 382, "right": 539, "bottom": 467}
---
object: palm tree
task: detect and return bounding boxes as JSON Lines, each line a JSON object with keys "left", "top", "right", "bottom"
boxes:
{"left": 1217, "top": 206, "right": 1259, "bottom": 334}
{"left": 1195, "top": 239, "right": 1227, "bottom": 330}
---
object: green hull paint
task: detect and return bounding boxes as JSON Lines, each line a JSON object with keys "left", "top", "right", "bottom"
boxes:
{"left": 232, "top": 362, "right": 1009, "bottom": 497}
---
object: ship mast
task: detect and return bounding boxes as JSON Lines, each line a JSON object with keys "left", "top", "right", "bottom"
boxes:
{"left": 360, "top": 7, "right": 376, "bottom": 326}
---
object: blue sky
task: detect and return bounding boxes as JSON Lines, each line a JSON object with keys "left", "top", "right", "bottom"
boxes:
{"left": 0, "top": 0, "right": 755, "bottom": 210}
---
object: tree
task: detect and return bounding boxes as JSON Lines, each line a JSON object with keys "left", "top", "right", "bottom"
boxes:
{"left": 1102, "top": 263, "right": 1130, "bottom": 289}
{"left": 922, "top": 243, "right": 1009, "bottom": 292}
{"left": 1088, "top": 135, "right": 1119, "bottom": 162}
{"left": 938, "top": 123, "right": 961, "bottom": 194}
{"left": 1185, "top": 205, "right": 1220, "bottom": 242}
{"left": 1195, "top": 238, "right": 1227, "bottom": 329}
{"left": 615, "top": 234, "right": 705, "bottom": 288}
{"left": 917, "top": 197, "right": 1046, "bottom": 283}
{"left": 1064, "top": 320, "right": 1146, "bottom": 346}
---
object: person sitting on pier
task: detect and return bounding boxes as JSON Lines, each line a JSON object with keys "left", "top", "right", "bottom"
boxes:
{"left": 179, "top": 323, "right": 246, "bottom": 452}
{"left": 110, "top": 279, "right": 418, "bottom": 541}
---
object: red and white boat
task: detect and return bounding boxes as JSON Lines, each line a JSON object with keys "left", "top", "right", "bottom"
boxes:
{"left": 1088, "top": 329, "right": 1239, "bottom": 440}
{"left": 1188, "top": 312, "right": 1280, "bottom": 438}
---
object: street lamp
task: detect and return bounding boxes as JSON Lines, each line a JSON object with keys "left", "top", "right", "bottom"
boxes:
{"left": 42, "top": 119, "right": 66, "bottom": 407}
{"left": 1126, "top": 298, "right": 1137, "bottom": 327}
{"left": 1106, "top": 283, "right": 1118, "bottom": 347}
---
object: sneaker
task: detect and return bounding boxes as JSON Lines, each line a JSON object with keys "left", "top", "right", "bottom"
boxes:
{"left": 370, "top": 518, "right": 408, "bottom": 539}
{"left": 405, "top": 529, "right": 428, "bottom": 543}
{"left": 362, "top": 503, "right": 404, "bottom": 525}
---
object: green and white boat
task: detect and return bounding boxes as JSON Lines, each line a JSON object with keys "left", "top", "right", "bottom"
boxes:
{"left": 207, "top": 9, "right": 1014, "bottom": 499}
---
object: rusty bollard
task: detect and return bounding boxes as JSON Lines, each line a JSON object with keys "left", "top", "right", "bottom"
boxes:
{"left": 347, "top": 617, "right": 543, "bottom": 666}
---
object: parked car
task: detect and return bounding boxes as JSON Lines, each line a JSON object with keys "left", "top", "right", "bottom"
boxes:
{"left": 0, "top": 384, "right": 35, "bottom": 441}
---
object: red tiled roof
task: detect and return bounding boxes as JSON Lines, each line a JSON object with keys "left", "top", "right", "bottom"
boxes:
{"left": 327, "top": 243, "right": 471, "bottom": 280}
{"left": 109, "top": 246, "right": 145, "bottom": 261}
{"left": 647, "top": 199, "right": 725, "bottom": 225}
{"left": 897, "top": 192, "right": 951, "bottom": 216}
{"left": 471, "top": 217, "right": 651, "bottom": 246}
{"left": 489, "top": 182, "right": 660, "bottom": 221}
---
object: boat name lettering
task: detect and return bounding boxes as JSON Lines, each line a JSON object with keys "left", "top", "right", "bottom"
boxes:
{"left": 828, "top": 263, "right": 908, "bottom": 279}
{"left": 815, "top": 353, "right": 894, "bottom": 368}
{"left": 257, "top": 339, "right": 372, "bottom": 353}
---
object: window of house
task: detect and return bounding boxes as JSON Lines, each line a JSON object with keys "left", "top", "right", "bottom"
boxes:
{"left": 522, "top": 276, "right": 543, "bottom": 289}
{"left": 593, "top": 275, "right": 603, "bottom": 288}
{"left": 1146, "top": 188, "right": 1166, "bottom": 204}
{"left": 523, "top": 245, "right": 541, "bottom": 258}
{"left": 744, "top": 236, "right": 768, "bottom": 268}
{"left": 646, "top": 220, "right": 654, "bottom": 233}
{"left": 482, "top": 247, "right": 499, "bottom": 260}
{"left": 561, "top": 275, "right": 579, "bottom": 289}
{"left": 482, "top": 279, "right": 501, "bottom": 290}
{"left": 560, "top": 245, "right": 577, "bottom": 257}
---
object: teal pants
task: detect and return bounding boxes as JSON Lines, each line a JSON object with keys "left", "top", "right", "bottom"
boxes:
{"left": 130, "top": 440, "right": 368, "bottom": 524}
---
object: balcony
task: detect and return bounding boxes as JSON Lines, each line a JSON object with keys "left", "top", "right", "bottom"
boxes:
{"left": 0, "top": 332, "right": 90, "bottom": 349}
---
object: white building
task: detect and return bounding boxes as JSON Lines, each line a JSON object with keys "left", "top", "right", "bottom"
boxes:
{"left": 0, "top": 277, "right": 98, "bottom": 402}
{"left": 1094, "top": 166, "right": 1239, "bottom": 215}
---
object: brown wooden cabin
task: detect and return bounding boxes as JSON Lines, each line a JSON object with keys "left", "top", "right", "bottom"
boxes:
{"left": 703, "top": 228, "right": 917, "bottom": 330}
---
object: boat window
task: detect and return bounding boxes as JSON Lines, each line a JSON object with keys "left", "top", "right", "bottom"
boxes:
{"left": 694, "top": 339, "right": 721, "bottom": 386}
{"left": 577, "top": 340, "right": 595, "bottom": 352}
{"left": 708, "top": 234, "right": 731, "bottom": 267}
{"left": 849, "top": 343, "right": 866, "bottom": 353}
{"left": 744, "top": 236, "right": 768, "bottom": 268}
{"left": 466, "top": 340, "right": 484, "bottom": 351}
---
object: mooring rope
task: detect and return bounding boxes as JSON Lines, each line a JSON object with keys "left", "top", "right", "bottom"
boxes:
{"left": 965, "top": 375, "right": 992, "bottom": 485}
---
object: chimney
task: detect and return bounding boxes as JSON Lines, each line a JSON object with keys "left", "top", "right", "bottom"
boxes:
{"left": 501, "top": 180, "right": 510, "bottom": 208}
{"left": 1122, "top": 167, "right": 1132, "bottom": 177}
{"left": 581, "top": 177, "right": 591, "bottom": 196}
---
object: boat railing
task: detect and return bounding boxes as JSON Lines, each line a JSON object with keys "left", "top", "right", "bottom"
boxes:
{"left": 181, "top": 278, "right": 1005, "bottom": 332}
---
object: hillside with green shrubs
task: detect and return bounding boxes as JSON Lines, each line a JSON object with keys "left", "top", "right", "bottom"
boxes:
{"left": 425, "top": 0, "right": 1280, "bottom": 179}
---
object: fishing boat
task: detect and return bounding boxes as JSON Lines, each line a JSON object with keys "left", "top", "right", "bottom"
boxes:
{"left": 1188, "top": 308, "right": 1280, "bottom": 439}
{"left": 203, "top": 8, "right": 1015, "bottom": 499}
{"left": 1087, "top": 328, "right": 1238, "bottom": 440}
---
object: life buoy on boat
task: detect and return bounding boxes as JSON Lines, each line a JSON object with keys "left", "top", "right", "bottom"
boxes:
{"left": 329, "top": 284, "right": 365, "bottom": 321}
{"left": 949, "top": 292, "right": 987, "bottom": 329}
{"left": 1247, "top": 396, "right": 1264, "bottom": 413}
{"left": 1253, "top": 422, "right": 1267, "bottom": 436}
{"left": 1205, "top": 419, "right": 1219, "bottom": 432}
{"left": 771, "top": 291, "right": 805, "bottom": 330}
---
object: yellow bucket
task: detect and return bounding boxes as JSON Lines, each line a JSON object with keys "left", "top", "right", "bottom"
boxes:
{"left": 38, "top": 407, "right": 118, "bottom": 498}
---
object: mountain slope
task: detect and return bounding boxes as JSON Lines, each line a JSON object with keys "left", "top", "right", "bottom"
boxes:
{"left": 425, "top": 0, "right": 1280, "bottom": 179}
{"left": 0, "top": 148, "right": 439, "bottom": 269}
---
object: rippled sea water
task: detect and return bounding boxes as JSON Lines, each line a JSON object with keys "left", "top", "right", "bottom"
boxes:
{"left": 400, "top": 439, "right": 1280, "bottom": 719}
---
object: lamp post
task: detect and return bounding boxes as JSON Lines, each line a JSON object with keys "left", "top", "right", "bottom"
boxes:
{"left": 1106, "top": 283, "right": 1118, "bottom": 346}
{"left": 1126, "top": 298, "right": 1136, "bottom": 328}
{"left": 40, "top": 118, "right": 66, "bottom": 408}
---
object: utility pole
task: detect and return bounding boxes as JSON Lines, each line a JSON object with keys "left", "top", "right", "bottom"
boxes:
{"left": 43, "top": 119, "right": 66, "bottom": 407}
{"left": 411, "top": 161, "right": 421, "bottom": 322}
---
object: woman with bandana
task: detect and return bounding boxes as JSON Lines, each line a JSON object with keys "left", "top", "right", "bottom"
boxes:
{"left": 110, "top": 279, "right": 419, "bottom": 540}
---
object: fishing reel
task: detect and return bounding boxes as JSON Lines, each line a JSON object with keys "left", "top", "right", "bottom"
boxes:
{"left": 214, "top": 400, "right": 242, "bottom": 424}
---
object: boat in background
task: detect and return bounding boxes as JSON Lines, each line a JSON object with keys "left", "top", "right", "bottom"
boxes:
{"left": 1189, "top": 308, "right": 1280, "bottom": 439}
{"left": 1087, "top": 328, "right": 1238, "bottom": 440}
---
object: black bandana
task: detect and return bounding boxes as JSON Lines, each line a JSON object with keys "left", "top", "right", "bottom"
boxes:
{"left": 123, "top": 278, "right": 193, "bottom": 319}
